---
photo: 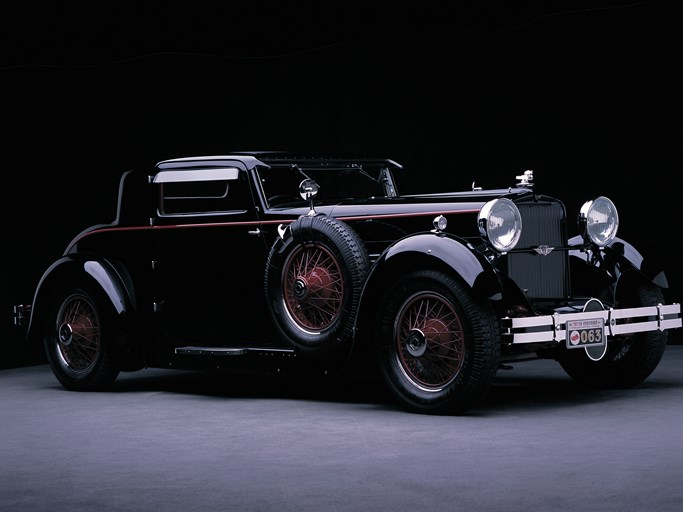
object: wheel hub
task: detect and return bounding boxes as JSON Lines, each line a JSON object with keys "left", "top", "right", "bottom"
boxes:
{"left": 58, "top": 323, "right": 74, "bottom": 346}
{"left": 294, "top": 267, "right": 333, "bottom": 302}
{"left": 423, "top": 318, "right": 450, "bottom": 350}
{"left": 58, "top": 316, "right": 94, "bottom": 347}
{"left": 405, "top": 329, "right": 427, "bottom": 357}
{"left": 293, "top": 278, "right": 309, "bottom": 300}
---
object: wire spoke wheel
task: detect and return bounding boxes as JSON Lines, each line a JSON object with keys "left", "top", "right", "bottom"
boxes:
{"left": 43, "top": 285, "right": 120, "bottom": 391}
{"left": 283, "top": 243, "right": 344, "bottom": 332}
{"left": 396, "top": 292, "right": 465, "bottom": 389}
{"left": 265, "top": 214, "right": 369, "bottom": 355}
{"left": 375, "top": 269, "right": 499, "bottom": 414}
{"left": 559, "top": 283, "right": 669, "bottom": 388}
{"left": 56, "top": 293, "right": 101, "bottom": 373}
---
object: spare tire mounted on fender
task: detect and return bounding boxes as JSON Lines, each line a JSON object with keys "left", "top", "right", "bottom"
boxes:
{"left": 264, "top": 214, "right": 370, "bottom": 356}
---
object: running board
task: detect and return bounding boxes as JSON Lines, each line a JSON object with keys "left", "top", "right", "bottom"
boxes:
{"left": 175, "top": 346, "right": 296, "bottom": 357}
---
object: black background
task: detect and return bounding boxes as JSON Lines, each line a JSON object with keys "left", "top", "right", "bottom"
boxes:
{"left": 3, "top": 1, "right": 681, "bottom": 367}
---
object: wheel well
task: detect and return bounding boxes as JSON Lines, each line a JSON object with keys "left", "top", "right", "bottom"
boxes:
{"left": 27, "top": 256, "right": 145, "bottom": 371}
{"left": 615, "top": 267, "right": 658, "bottom": 305}
{"left": 355, "top": 252, "right": 470, "bottom": 349}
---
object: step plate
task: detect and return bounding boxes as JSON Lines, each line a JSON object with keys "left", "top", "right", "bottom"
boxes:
{"left": 174, "top": 346, "right": 296, "bottom": 357}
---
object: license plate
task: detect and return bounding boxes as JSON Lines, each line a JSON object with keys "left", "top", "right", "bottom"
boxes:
{"left": 566, "top": 318, "right": 605, "bottom": 349}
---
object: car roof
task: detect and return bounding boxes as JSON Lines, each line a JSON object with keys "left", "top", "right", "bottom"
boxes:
{"left": 155, "top": 153, "right": 403, "bottom": 172}
{"left": 155, "top": 154, "right": 266, "bottom": 171}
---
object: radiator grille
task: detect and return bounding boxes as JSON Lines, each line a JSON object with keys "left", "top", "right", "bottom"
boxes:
{"left": 506, "top": 201, "right": 569, "bottom": 300}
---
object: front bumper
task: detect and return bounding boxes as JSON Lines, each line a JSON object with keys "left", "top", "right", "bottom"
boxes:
{"left": 502, "top": 303, "right": 681, "bottom": 344}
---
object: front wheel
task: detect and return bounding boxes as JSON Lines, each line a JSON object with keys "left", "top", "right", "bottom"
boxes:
{"left": 43, "top": 285, "right": 120, "bottom": 390}
{"left": 374, "top": 269, "right": 500, "bottom": 415}
{"left": 559, "top": 283, "right": 668, "bottom": 388}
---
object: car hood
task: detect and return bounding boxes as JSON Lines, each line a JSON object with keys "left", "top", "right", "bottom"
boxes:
{"left": 322, "top": 187, "right": 533, "bottom": 218}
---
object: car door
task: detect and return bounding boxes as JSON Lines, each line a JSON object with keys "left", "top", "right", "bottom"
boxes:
{"left": 150, "top": 166, "right": 278, "bottom": 347}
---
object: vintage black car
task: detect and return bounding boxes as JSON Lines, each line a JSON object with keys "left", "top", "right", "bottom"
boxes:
{"left": 14, "top": 153, "right": 681, "bottom": 414}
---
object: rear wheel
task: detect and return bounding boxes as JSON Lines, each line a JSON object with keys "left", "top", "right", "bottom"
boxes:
{"left": 43, "top": 285, "right": 119, "bottom": 390}
{"left": 559, "top": 283, "right": 668, "bottom": 388}
{"left": 374, "top": 269, "right": 500, "bottom": 414}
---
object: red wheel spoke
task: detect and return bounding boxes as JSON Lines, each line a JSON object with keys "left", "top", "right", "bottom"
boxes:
{"left": 284, "top": 244, "right": 345, "bottom": 331}
{"left": 57, "top": 295, "right": 101, "bottom": 372}
{"left": 397, "top": 293, "right": 465, "bottom": 388}
{"left": 66, "top": 343, "right": 97, "bottom": 366}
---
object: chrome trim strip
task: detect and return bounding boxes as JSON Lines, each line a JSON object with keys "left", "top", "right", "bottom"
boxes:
{"left": 503, "top": 303, "right": 681, "bottom": 344}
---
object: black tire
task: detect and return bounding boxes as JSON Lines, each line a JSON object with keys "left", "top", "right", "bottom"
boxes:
{"left": 374, "top": 269, "right": 500, "bottom": 415}
{"left": 264, "top": 215, "right": 370, "bottom": 356}
{"left": 43, "top": 284, "right": 120, "bottom": 390}
{"left": 559, "top": 283, "right": 668, "bottom": 388}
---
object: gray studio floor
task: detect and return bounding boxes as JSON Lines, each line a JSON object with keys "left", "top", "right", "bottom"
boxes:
{"left": 2, "top": 346, "right": 682, "bottom": 512}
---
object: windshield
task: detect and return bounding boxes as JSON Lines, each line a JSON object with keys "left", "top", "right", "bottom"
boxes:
{"left": 256, "top": 164, "right": 398, "bottom": 207}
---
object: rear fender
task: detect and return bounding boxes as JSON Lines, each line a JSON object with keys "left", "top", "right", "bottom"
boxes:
{"left": 27, "top": 255, "right": 134, "bottom": 345}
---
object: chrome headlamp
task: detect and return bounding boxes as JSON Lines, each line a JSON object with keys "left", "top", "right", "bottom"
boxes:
{"left": 578, "top": 196, "right": 619, "bottom": 247}
{"left": 478, "top": 198, "right": 522, "bottom": 253}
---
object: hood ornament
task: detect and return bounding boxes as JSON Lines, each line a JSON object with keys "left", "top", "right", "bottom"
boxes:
{"left": 516, "top": 170, "right": 534, "bottom": 188}
{"left": 534, "top": 245, "right": 554, "bottom": 256}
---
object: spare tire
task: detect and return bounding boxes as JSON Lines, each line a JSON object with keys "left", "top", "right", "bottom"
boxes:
{"left": 264, "top": 215, "right": 370, "bottom": 357}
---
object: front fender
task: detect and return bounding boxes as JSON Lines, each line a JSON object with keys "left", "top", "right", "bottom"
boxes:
{"left": 569, "top": 235, "right": 671, "bottom": 290}
{"left": 379, "top": 233, "right": 502, "bottom": 297}
{"left": 353, "top": 232, "right": 503, "bottom": 345}
{"left": 26, "top": 254, "right": 134, "bottom": 344}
